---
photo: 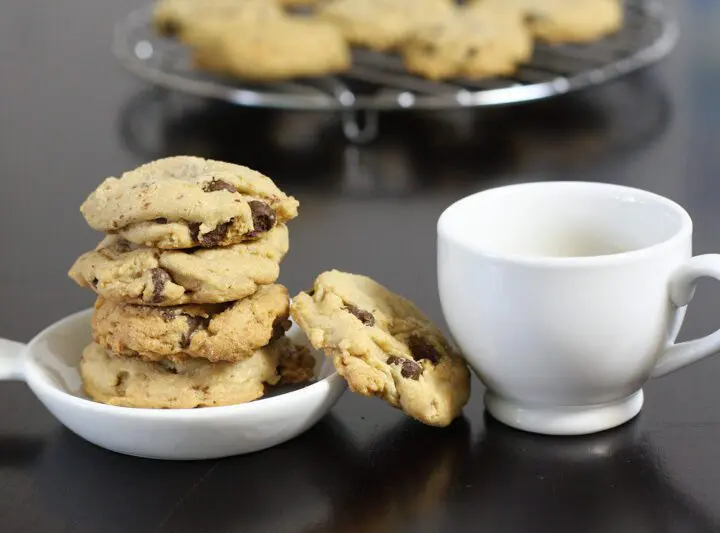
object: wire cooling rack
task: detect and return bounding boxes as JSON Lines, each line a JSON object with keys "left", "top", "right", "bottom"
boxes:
{"left": 113, "top": 1, "right": 678, "bottom": 142}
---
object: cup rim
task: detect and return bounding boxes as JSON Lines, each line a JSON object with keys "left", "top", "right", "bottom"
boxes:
{"left": 24, "top": 308, "right": 345, "bottom": 420}
{"left": 437, "top": 181, "right": 693, "bottom": 267}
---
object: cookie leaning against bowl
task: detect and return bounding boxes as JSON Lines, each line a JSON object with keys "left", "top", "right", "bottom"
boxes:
{"left": 290, "top": 270, "right": 470, "bottom": 427}
{"left": 69, "top": 224, "right": 289, "bottom": 306}
{"left": 401, "top": 6, "right": 532, "bottom": 81}
{"left": 92, "top": 284, "right": 291, "bottom": 363}
{"left": 186, "top": 17, "right": 351, "bottom": 82}
{"left": 81, "top": 336, "right": 315, "bottom": 409}
{"left": 80, "top": 156, "right": 299, "bottom": 249}
{"left": 319, "top": 0, "right": 455, "bottom": 52}
{"left": 153, "top": 0, "right": 283, "bottom": 38}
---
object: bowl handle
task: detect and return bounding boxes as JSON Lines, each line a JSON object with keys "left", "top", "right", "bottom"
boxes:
{"left": 0, "top": 338, "right": 26, "bottom": 381}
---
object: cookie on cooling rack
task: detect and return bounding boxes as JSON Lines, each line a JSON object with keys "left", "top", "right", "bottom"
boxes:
{"left": 153, "top": 0, "right": 282, "bottom": 38}
{"left": 185, "top": 16, "right": 351, "bottom": 81}
{"left": 474, "top": 0, "right": 623, "bottom": 44}
{"left": 402, "top": 6, "right": 533, "bottom": 80}
{"left": 319, "top": 0, "right": 455, "bottom": 52}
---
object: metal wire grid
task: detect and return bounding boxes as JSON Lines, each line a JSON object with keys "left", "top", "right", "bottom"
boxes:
{"left": 114, "top": 0, "right": 677, "bottom": 141}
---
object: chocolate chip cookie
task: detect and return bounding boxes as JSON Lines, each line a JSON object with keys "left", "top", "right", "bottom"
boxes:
{"left": 92, "top": 284, "right": 291, "bottom": 363}
{"left": 69, "top": 224, "right": 289, "bottom": 306}
{"left": 186, "top": 17, "right": 351, "bottom": 82}
{"left": 476, "top": 0, "right": 623, "bottom": 44}
{"left": 290, "top": 270, "right": 470, "bottom": 427}
{"left": 81, "top": 337, "right": 315, "bottom": 409}
{"left": 80, "top": 156, "right": 298, "bottom": 249}
{"left": 154, "top": 0, "right": 283, "bottom": 38}
{"left": 319, "top": 0, "right": 455, "bottom": 52}
{"left": 402, "top": 6, "right": 532, "bottom": 80}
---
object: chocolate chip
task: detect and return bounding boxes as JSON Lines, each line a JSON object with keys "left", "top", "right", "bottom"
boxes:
{"left": 203, "top": 179, "right": 237, "bottom": 193}
{"left": 188, "top": 222, "right": 201, "bottom": 243}
{"left": 91, "top": 278, "right": 99, "bottom": 288}
{"left": 181, "top": 315, "right": 211, "bottom": 348}
{"left": 199, "top": 219, "right": 233, "bottom": 247}
{"left": 408, "top": 335, "right": 441, "bottom": 365}
{"left": 271, "top": 315, "right": 292, "bottom": 341}
{"left": 114, "top": 239, "right": 133, "bottom": 253}
{"left": 344, "top": 304, "right": 375, "bottom": 326}
{"left": 150, "top": 268, "right": 171, "bottom": 304}
{"left": 246, "top": 201, "right": 276, "bottom": 237}
{"left": 114, "top": 371, "right": 129, "bottom": 395}
{"left": 306, "top": 289, "right": 315, "bottom": 297}
{"left": 154, "top": 217, "right": 168, "bottom": 224}
{"left": 387, "top": 356, "right": 422, "bottom": 380}
{"left": 161, "top": 310, "right": 176, "bottom": 321}
{"left": 159, "top": 19, "right": 181, "bottom": 37}
{"left": 159, "top": 361, "right": 178, "bottom": 374}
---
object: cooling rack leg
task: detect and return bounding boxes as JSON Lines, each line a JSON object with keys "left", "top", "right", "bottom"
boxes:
{"left": 341, "top": 109, "right": 379, "bottom": 144}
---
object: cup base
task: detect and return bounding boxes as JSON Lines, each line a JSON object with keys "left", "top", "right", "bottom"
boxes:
{"left": 484, "top": 389, "right": 644, "bottom": 436}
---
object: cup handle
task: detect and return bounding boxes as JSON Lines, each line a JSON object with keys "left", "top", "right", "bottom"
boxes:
{"left": 0, "top": 338, "right": 26, "bottom": 381}
{"left": 653, "top": 254, "right": 720, "bottom": 378}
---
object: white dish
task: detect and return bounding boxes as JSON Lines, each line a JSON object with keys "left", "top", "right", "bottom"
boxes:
{"left": 0, "top": 309, "right": 346, "bottom": 460}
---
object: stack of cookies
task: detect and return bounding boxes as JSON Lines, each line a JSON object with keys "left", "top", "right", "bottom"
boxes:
{"left": 69, "top": 156, "right": 315, "bottom": 409}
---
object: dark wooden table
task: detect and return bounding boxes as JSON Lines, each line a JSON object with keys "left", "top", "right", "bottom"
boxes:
{"left": 2, "top": 1, "right": 720, "bottom": 532}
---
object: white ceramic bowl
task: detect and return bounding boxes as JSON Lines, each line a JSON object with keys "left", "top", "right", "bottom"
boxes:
{"left": 0, "top": 309, "right": 346, "bottom": 460}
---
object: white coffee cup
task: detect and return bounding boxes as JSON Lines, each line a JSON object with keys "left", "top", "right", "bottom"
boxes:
{"left": 438, "top": 182, "right": 720, "bottom": 435}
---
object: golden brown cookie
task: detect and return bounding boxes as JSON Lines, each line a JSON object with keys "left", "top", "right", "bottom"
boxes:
{"left": 319, "top": 0, "right": 455, "bottom": 52}
{"left": 402, "top": 6, "right": 532, "bottom": 80}
{"left": 291, "top": 270, "right": 470, "bottom": 427}
{"left": 80, "top": 156, "right": 298, "bottom": 249}
{"left": 153, "top": 0, "right": 283, "bottom": 38}
{"left": 69, "top": 225, "right": 289, "bottom": 306}
{"left": 474, "top": 0, "right": 623, "bottom": 44}
{"left": 186, "top": 16, "right": 351, "bottom": 82}
{"left": 92, "top": 284, "right": 291, "bottom": 363}
{"left": 80, "top": 337, "right": 314, "bottom": 409}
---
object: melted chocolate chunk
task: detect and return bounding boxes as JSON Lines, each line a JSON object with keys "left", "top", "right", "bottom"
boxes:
{"left": 387, "top": 356, "right": 422, "bottom": 380}
{"left": 159, "top": 19, "right": 181, "bottom": 37}
{"left": 408, "top": 335, "right": 441, "bottom": 365}
{"left": 114, "top": 371, "right": 129, "bottom": 395}
{"left": 344, "top": 304, "right": 375, "bottom": 326}
{"left": 180, "top": 315, "right": 211, "bottom": 348}
{"left": 158, "top": 361, "right": 179, "bottom": 374}
{"left": 114, "top": 239, "right": 133, "bottom": 253}
{"left": 246, "top": 201, "right": 276, "bottom": 237}
{"left": 161, "top": 309, "right": 176, "bottom": 321}
{"left": 199, "top": 219, "right": 233, "bottom": 247}
{"left": 203, "top": 179, "right": 238, "bottom": 193}
{"left": 271, "top": 315, "right": 292, "bottom": 341}
{"left": 188, "top": 222, "right": 201, "bottom": 243}
{"left": 154, "top": 217, "right": 168, "bottom": 224}
{"left": 150, "top": 268, "right": 171, "bottom": 304}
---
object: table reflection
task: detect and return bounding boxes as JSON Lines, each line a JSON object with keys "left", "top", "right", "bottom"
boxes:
{"left": 446, "top": 416, "right": 720, "bottom": 533}
{"left": 117, "top": 72, "right": 669, "bottom": 197}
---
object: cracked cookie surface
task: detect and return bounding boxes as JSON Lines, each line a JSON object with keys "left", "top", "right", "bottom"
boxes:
{"left": 80, "top": 156, "right": 298, "bottom": 249}
{"left": 92, "top": 284, "right": 291, "bottom": 363}
{"left": 80, "top": 337, "right": 314, "bottom": 408}
{"left": 290, "top": 270, "right": 470, "bottom": 427}
{"left": 69, "top": 224, "right": 289, "bottom": 306}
